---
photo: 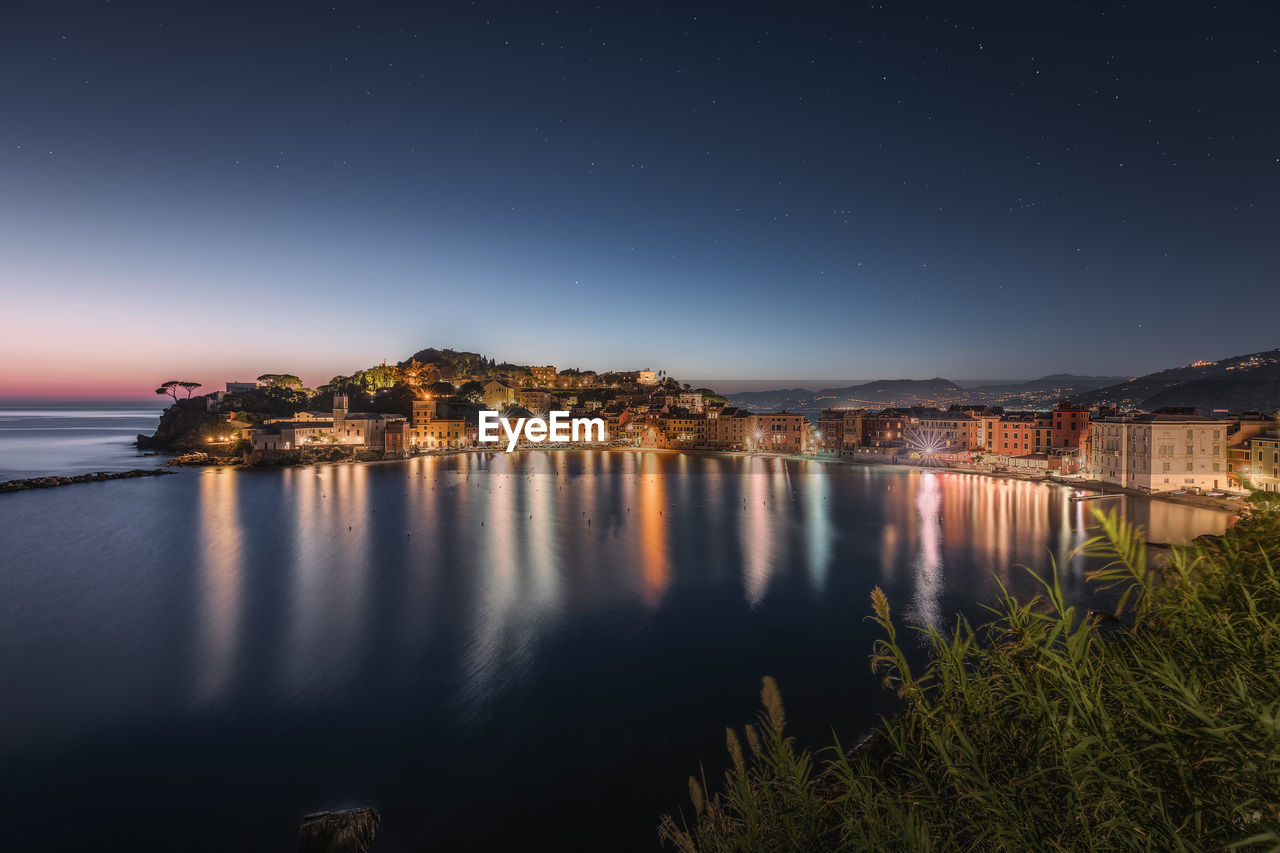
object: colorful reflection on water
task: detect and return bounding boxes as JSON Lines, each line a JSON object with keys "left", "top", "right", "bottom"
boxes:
{"left": 0, "top": 451, "right": 1231, "bottom": 850}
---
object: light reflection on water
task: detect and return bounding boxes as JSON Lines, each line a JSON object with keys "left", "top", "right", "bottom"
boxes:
{"left": 0, "top": 451, "right": 1232, "bottom": 850}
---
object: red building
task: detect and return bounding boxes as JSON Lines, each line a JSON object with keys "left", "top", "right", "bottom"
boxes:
{"left": 1049, "top": 400, "right": 1090, "bottom": 450}
{"left": 995, "top": 415, "right": 1037, "bottom": 456}
{"left": 817, "top": 409, "right": 847, "bottom": 451}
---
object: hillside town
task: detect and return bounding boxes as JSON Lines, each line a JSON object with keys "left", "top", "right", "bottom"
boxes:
{"left": 184, "top": 358, "right": 1280, "bottom": 498}
{"left": 220, "top": 366, "right": 811, "bottom": 459}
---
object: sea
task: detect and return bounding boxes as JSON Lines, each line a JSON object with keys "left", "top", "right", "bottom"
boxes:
{"left": 0, "top": 405, "right": 1233, "bottom": 850}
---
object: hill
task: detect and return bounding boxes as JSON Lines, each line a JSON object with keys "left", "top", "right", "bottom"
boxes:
{"left": 1071, "top": 348, "right": 1280, "bottom": 413}
{"left": 727, "top": 378, "right": 964, "bottom": 411}
{"left": 970, "top": 374, "right": 1129, "bottom": 394}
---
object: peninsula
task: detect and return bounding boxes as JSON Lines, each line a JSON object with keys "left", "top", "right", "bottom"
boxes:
{"left": 138, "top": 345, "right": 1280, "bottom": 499}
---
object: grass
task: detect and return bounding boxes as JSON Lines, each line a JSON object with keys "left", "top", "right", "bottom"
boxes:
{"left": 659, "top": 494, "right": 1280, "bottom": 852}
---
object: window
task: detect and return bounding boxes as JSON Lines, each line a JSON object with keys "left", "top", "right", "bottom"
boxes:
{"left": 1162, "top": 462, "right": 1171, "bottom": 473}
{"left": 1186, "top": 462, "right": 1194, "bottom": 472}
{"left": 1213, "top": 463, "right": 1220, "bottom": 472}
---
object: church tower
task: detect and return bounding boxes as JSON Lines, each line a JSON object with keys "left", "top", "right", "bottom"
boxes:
{"left": 333, "top": 394, "right": 348, "bottom": 438}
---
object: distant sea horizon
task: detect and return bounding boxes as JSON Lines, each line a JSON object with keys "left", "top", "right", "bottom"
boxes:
{"left": 0, "top": 402, "right": 168, "bottom": 480}
{"left": 0, "top": 397, "right": 167, "bottom": 407}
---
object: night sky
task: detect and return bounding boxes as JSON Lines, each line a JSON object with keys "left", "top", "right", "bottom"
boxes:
{"left": 2, "top": 1, "right": 1277, "bottom": 396}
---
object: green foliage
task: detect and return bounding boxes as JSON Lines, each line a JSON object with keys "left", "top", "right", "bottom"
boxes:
{"left": 365, "top": 384, "right": 417, "bottom": 417}
{"left": 661, "top": 678, "right": 833, "bottom": 853}
{"left": 456, "top": 380, "right": 485, "bottom": 403}
{"left": 661, "top": 501, "right": 1280, "bottom": 852}
{"left": 349, "top": 365, "right": 398, "bottom": 393}
{"left": 256, "top": 373, "right": 304, "bottom": 391}
{"left": 220, "top": 386, "right": 310, "bottom": 421}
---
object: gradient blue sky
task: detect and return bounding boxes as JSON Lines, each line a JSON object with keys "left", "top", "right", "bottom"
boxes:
{"left": 2, "top": 1, "right": 1277, "bottom": 397}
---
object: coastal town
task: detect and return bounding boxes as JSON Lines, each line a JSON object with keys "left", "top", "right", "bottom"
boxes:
{"left": 175, "top": 354, "right": 1280, "bottom": 499}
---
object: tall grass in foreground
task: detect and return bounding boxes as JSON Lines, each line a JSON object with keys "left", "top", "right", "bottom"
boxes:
{"left": 660, "top": 496, "right": 1280, "bottom": 852}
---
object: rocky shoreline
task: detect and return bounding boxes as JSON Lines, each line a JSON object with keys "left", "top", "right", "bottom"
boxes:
{"left": 0, "top": 469, "right": 175, "bottom": 494}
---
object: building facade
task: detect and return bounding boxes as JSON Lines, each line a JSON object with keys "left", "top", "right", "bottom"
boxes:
{"left": 1089, "top": 411, "right": 1228, "bottom": 492}
{"left": 750, "top": 412, "right": 806, "bottom": 453}
{"left": 1240, "top": 431, "right": 1280, "bottom": 492}
{"left": 529, "top": 365, "right": 557, "bottom": 385}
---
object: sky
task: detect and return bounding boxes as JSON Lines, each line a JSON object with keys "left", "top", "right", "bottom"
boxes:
{"left": 1, "top": 1, "right": 1277, "bottom": 398}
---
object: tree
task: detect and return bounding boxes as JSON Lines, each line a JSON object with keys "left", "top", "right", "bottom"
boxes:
{"left": 456, "top": 380, "right": 485, "bottom": 403}
{"left": 156, "top": 380, "right": 202, "bottom": 402}
{"left": 696, "top": 387, "right": 728, "bottom": 405}
{"left": 257, "top": 373, "right": 304, "bottom": 390}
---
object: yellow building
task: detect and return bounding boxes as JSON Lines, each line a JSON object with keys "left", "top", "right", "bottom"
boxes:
{"left": 709, "top": 407, "right": 752, "bottom": 450}
{"left": 1242, "top": 432, "right": 1280, "bottom": 492}
{"left": 481, "top": 380, "right": 517, "bottom": 409}
{"left": 411, "top": 399, "right": 471, "bottom": 449}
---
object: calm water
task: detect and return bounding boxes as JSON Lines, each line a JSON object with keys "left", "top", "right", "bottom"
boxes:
{"left": 0, "top": 420, "right": 1232, "bottom": 851}
{"left": 0, "top": 403, "right": 167, "bottom": 479}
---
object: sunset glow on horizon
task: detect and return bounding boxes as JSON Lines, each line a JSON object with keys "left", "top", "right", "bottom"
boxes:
{"left": 3, "top": 2, "right": 1277, "bottom": 398}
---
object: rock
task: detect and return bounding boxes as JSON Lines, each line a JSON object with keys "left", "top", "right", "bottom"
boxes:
{"left": 0, "top": 469, "right": 174, "bottom": 493}
{"left": 297, "top": 808, "right": 381, "bottom": 853}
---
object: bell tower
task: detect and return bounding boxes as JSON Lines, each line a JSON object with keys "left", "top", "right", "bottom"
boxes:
{"left": 333, "top": 394, "right": 348, "bottom": 436}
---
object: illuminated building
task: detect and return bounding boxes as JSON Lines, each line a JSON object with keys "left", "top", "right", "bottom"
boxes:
{"left": 411, "top": 398, "right": 474, "bottom": 449}
{"left": 709, "top": 407, "right": 752, "bottom": 450}
{"left": 481, "top": 380, "right": 517, "bottom": 409}
{"left": 1089, "top": 410, "right": 1229, "bottom": 493}
{"left": 749, "top": 412, "right": 807, "bottom": 453}
{"left": 1232, "top": 430, "right": 1280, "bottom": 493}
{"left": 529, "top": 365, "right": 557, "bottom": 385}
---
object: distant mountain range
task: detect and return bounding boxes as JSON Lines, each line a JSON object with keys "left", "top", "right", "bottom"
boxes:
{"left": 1068, "top": 348, "right": 1280, "bottom": 413}
{"left": 721, "top": 349, "right": 1280, "bottom": 415}
{"left": 725, "top": 374, "right": 1129, "bottom": 413}
{"left": 727, "top": 378, "right": 962, "bottom": 412}
{"left": 968, "top": 374, "right": 1130, "bottom": 394}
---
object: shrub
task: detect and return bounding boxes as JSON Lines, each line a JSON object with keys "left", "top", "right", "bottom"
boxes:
{"left": 659, "top": 501, "right": 1280, "bottom": 852}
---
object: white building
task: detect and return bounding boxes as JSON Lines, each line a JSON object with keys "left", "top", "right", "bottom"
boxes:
{"left": 246, "top": 394, "right": 405, "bottom": 452}
{"left": 1090, "top": 411, "right": 1228, "bottom": 493}
{"left": 676, "top": 391, "right": 705, "bottom": 413}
